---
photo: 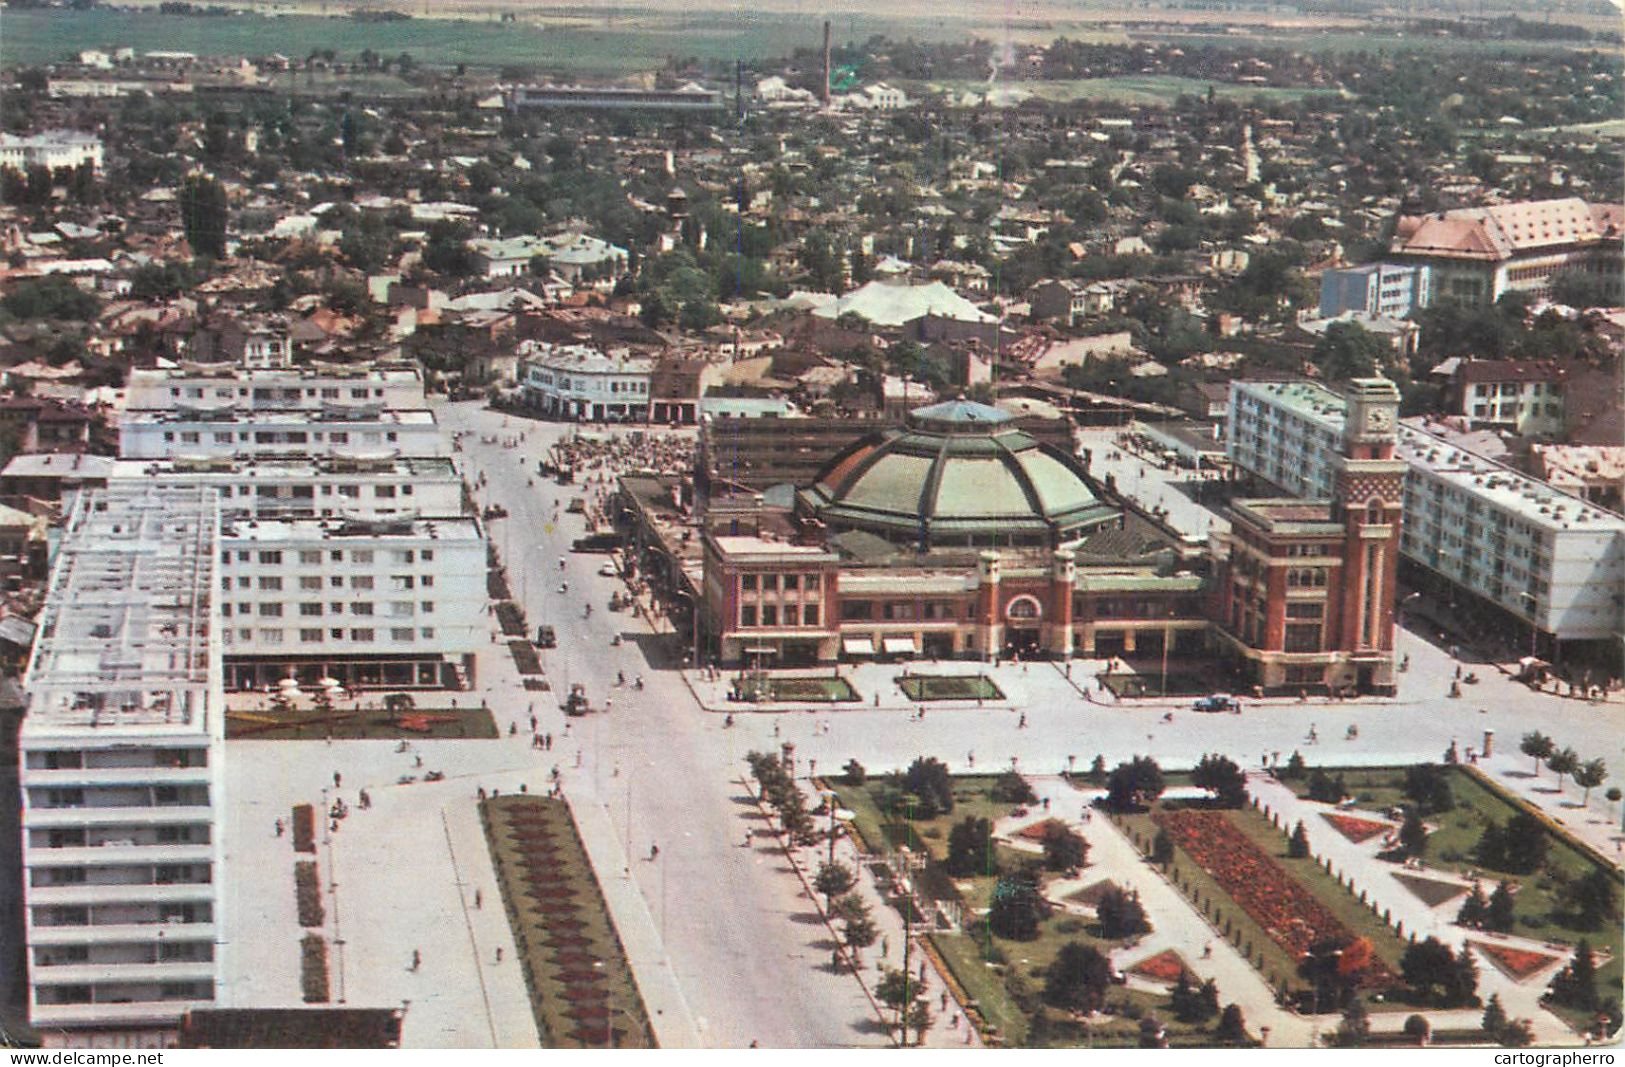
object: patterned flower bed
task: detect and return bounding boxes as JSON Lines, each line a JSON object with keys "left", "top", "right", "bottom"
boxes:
{"left": 1129, "top": 949, "right": 1187, "bottom": 985}
{"left": 1016, "top": 818, "right": 1068, "bottom": 842}
{"left": 1153, "top": 810, "right": 1393, "bottom": 983}
{"left": 1468, "top": 940, "right": 1561, "bottom": 982}
{"left": 483, "top": 796, "right": 654, "bottom": 1048}
{"left": 1321, "top": 812, "right": 1392, "bottom": 844}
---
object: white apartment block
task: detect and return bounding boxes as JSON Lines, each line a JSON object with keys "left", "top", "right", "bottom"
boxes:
{"left": 1225, "top": 381, "right": 1344, "bottom": 500}
{"left": 1396, "top": 425, "right": 1624, "bottom": 642}
{"left": 118, "top": 409, "right": 446, "bottom": 461}
{"left": 216, "top": 515, "right": 485, "bottom": 690}
{"left": 124, "top": 365, "right": 428, "bottom": 415}
{"left": 107, "top": 456, "right": 464, "bottom": 521}
{"left": 1227, "top": 379, "right": 1625, "bottom": 643}
{"left": 0, "top": 130, "right": 104, "bottom": 173}
{"left": 21, "top": 485, "right": 224, "bottom": 1043}
{"left": 518, "top": 342, "right": 653, "bottom": 422}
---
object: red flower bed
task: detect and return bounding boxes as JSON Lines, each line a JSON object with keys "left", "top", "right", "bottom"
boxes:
{"left": 1129, "top": 949, "right": 1187, "bottom": 984}
{"left": 1154, "top": 810, "right": 1392, "bottom": 982}
{"left": 1468, "top": 940, "right": 1560, "bottom": 981}
{"left": 1016, "top": 819, "right": 1067, "bottom": 842}
{"left": 560, "top": 985, "right": 609, "bottom": 1003}
{"left": 552, "top": 951, "right": 599, "bottom": 967}
{"left": 1321, "top": 813, "right": 1391, "bottom": 844}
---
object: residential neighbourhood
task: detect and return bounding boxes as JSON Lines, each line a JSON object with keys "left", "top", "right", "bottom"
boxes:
{"left": 0, "top": 0, "right": 1620, "bottom": 1053}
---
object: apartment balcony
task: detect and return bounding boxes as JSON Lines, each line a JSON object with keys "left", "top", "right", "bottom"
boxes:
{"left": 27, "top": 883, "right": 215, "bottom": 908}
{"left": 21, "top": 766, "right": 212, "bottom": 788}
{"left": 23, "top": 842, "right": 212, "bottom": 868}
{"left": 24, "top": 806, "right": 214, "bottom": 829}
{"left": 27, "top": 923, "right": 216, "bottom": 947}
{"left": 30, "top": 960, "right": 215, "bottom": 987}
{"left": 28, "top": 997, "right": 208, "bottom": 1028}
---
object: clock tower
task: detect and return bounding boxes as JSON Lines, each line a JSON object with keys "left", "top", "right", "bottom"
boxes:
{"left": 1330, "top": 377, "right": 1406, "bottom": 681}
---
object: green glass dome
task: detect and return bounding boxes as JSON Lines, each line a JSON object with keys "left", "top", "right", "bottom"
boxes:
{"left": 798, "top": 402, "right": 1119, "bottom": 550}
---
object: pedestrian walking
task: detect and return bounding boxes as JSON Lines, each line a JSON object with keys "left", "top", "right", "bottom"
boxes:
{"left": 1018, "top": 713, "right": 1027, "bottom": 729}
{"left": 275, "top": 818, "right": 285, "bottom": 837}
{"left": 411, "top": 949, "right": 421, "bottom": 972}
{"left": 495, "top": 947, "right": 503, "bottom": 963}
{"left": 333, "top": 772, "right": 342, "bottom": 788}
{"left": 475, "top": 889, "right": 482, "bottom": 909}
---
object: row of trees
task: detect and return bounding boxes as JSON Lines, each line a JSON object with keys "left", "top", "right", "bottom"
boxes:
{"left": 1520, "top": 732, "right": 1610, "bottom": 806}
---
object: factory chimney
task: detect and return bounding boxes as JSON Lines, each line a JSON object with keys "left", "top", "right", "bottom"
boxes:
{"left": 822, "top": 20, "right": 832, "bottom": 107}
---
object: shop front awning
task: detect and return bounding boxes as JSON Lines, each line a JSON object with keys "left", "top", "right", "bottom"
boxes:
{"left": 742, "top": 646, "right": 778, "bottom": 656}
{"left": 842, "top": 638, "right": 875, "bottom": 656}
{"left": 881, "top": 637, "right": 918, "bottom": 655}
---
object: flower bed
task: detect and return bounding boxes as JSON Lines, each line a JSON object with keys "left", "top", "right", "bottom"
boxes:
{"left": 509, "top": 640, "right": 544, "bottom": 676}
{"left": 1467, "top": 940, "right": 1561, "bottom": 982}
{"left": 897, "top": 674, "right": 1004, "bottom": 701}
{"left": 1016, "top": 818, "right": 1068, "bottom": 842}
{"left": 483, "top": 795, "right": 654, "bottom": 1048}
{"left": 294, "top": 860, "right": 325, "bottom": 928}
{"left": 1153, "top": 810, "right": 1393, "bottom": 983}
{"left": 495, "top": 600, "right": 527, "bottom": 637}
{"left": 300, "top": 933, "right": 329, "bottom": 1003}
{"left": 1129, "top": 949, "right": 1188, "bottom": 985}
{"left": 292, "top": 804, "right": 316, "bottom": 854}
{"left": 1321, "top": 812, "right": 1392, "bottom": 844}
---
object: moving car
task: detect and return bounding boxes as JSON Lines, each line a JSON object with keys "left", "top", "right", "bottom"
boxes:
{"left": 598, "top": 562, "right": 617, "bottom": 577}
{"left": 1192, "top": 694, "right": 1239, "bottom": 713}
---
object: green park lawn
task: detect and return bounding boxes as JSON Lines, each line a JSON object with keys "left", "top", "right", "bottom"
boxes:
{"left": 835, "top": 774, "right": 1247, "bottom": 1047}
{"left": 745, "top": 676, "right": 859, "bottom": 703}
{"left": 1281, "top": 766, "right": 1624, "bottom": 949}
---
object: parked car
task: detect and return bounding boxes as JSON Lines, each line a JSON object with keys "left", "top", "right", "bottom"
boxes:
{"left": 1192, "top": 694, "right": 1239, "bottom": 713}
{"left": 597, "top": 562, "right": 617, "bottom": 577}
{"left": 535, "top": 625, "right": 557, "bottom": 649}
{"left": 566, "top": 497, "right": 586, "bottom": 513}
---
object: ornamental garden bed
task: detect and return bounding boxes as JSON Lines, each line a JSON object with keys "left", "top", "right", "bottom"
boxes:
{"left": 1126, "top": 805, "right": 1410, "bottom": 1001}
{"left": 509, "top": 640, "right": 545, "bottom": 676}
{"left": 1392, "top": 872, "right": 1469, "bottom": 909}
{"left": 482, "top": 795, "right": 653, "bottom": 1048}
{"left": 1128, "top": 949, "right": 1188, "bottom": 985}
{"left": 300, "top": 933, "right": 329, "bottom": 1003}
{"left": 294, "top": 861, "right": 325, "bottom": 927}
{"left": 897, "top": 674, "right": 1004, "bottom": 701}
{"left": 1321, "top": 812, "right": 1392, "bottom": 844}
{"left": 231, "top": 706, "right": 498, "bottom": 740}
{"left": 733, "top": 676, "right": 859, "bottom": 703}
{"left": 1467, "top": 940, "right": 1562, "bottom": 982}
{"left": 495, "top": 600, "right": 528, "bottom": 636}
{"left": 292, "top": 804, "right": 316, "bottom": 854}
{"left": 1099, "top": 671, "right": 1211, "bottom": 698}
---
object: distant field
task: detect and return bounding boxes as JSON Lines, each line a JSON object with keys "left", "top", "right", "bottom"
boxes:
{"left": 929, "top": 74, "right": 1333, "bottom": 107}
{"left": 0, "top": 7, "right": 1101, "bottom": 71}
{"left": 1143, "top": 28, "right": 1607, "bottom": 57}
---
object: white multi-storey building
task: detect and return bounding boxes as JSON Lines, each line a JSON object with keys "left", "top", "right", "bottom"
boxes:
{"left": 20, "top": 485, "right": 223, "bottom": 1044}
{"left": 0, "top": 130, "right": 104, "bottom": 173}
{"left": 216, "top": 515, "right": 485, "bottom": 690}
{"left": 124, "top": 365, "right": 429, "bottom": 415}
{"left": 118, "top": 409, "right": 446, "bottom": 462}
{"left": 107, "top": 456, "right": 464, "bottom": 521}
{"left": 1227, "top": 379, "right": 1625, "bottom": 645}
{"left": 518, "top": 342, "right": 653, "bottom": 422}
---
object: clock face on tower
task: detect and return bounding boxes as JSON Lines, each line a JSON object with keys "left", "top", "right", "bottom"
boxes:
{"left": 1366, "top": 407, "right": 1391, "bottom": 430}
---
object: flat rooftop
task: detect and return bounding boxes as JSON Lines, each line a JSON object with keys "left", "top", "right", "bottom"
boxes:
{"left": 24, "top": 484, "right": 218, "bottom": 731}
{"left": 109, "top": 456, "right": 459, "bottom": 480}
{"left": 1233, "top": 379, "right": 1346, "bottom": 432}
{"left": 221, "top": 515, "right": 481, "bottom": 543}
{"left": 134, "top": 364, "right": 422, "bottom": 384}
{"left": 121, "top": 409, "right": 437, "bottom": 427}
{"left": 1397, "top": 424, "right": 1625, "bottom": 534}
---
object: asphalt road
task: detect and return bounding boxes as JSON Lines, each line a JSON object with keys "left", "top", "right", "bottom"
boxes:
{"left": 441, "top": 404, "right": 887, "bottom": 1049}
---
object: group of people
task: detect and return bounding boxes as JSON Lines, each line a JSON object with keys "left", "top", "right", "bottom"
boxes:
{"left": 547, "top": 430, "right": 694, "bottom": 480}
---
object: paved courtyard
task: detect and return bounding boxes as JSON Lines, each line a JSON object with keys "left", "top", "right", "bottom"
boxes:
{"left": 214, "top": 401, "right": 1620, "bottom": 1049}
